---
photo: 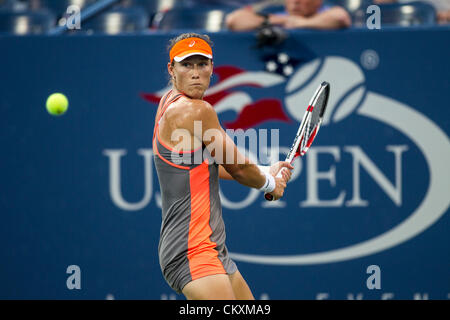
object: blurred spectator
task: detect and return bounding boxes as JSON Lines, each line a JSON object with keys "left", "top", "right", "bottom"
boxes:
{"left": 0, "top": 0, "right": 27, "bottom": 10}
{"left": 374, "top": 0, "right": 450, "bottom": 24}
{"left": 225, "top": 0, "right": 351, "bottom": 31}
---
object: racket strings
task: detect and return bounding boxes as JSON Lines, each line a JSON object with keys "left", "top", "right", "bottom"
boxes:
{"left": 295, "top": 83, "right": 329, "bottom": 158}
{"left": 303, "top": 118, "right": 311, "bottom": 151}
{"left": 300, "top": 98, "right": 325, "bottom": 155}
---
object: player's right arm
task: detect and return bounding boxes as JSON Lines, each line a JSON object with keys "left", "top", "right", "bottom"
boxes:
{"left": 187, "top": 99, "right": 291, "bottom": 200}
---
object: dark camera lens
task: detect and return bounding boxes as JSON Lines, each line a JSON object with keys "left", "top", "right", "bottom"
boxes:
{"left": 256, "top": 25, "right": 287, "bottom": 47}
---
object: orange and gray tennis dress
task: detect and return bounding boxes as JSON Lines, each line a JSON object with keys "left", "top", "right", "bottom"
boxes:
{"left": 153, "top": 90, "right": 237, "bottom": 293}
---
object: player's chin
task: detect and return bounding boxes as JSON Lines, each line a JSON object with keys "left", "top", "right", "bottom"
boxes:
{"left": 186, "top": 87, "right": 207, "bottom": 100}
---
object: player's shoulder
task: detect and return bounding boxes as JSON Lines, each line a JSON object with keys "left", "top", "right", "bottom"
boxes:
{"left": 183, "top": 97, "right": 213, "bottom": 110}
{"left": 176, "top": 96, "right": 216, "bottom": 119}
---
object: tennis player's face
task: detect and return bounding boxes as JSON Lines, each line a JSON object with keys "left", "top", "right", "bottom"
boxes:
{"left": 169, "top": 55, "right": 213, "bottom": 99}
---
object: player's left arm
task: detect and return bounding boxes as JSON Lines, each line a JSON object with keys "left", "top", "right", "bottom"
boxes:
{"left": 284, "top": 6, "right": 351, "bottom": 30}
{"left": 219, "top": 165, "right": 234, "bottom": 180}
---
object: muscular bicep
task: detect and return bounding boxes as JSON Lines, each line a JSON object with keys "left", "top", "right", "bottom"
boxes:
{"left": 185, "top": 100, "right": 265, "bottom": 189}
{"left": 192, "top": 101, "right": 248, "bottom": 174}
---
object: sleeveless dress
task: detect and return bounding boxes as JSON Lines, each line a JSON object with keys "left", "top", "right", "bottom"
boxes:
{"left": 153, "top": 90, "right": 237, "bottom": 293}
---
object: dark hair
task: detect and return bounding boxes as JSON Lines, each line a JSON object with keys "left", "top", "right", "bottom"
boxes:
{"left": 167, "top": 33, "right": 213, "bottom": 65}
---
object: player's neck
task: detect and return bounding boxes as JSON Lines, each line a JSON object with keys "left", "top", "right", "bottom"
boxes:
{"left": 171, "top": 86, "right": 182, "bottom": 97}
{"left": 171, "top": 86, "right": 205, "bottom": 100}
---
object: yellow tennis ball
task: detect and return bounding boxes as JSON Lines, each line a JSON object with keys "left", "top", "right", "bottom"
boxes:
{"left": 46, "top": 93, "right": 68, "bottom": 116}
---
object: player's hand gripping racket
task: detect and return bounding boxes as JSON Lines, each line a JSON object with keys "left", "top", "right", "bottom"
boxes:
{"left": 265, "top": 81, "right": 330, "bottom": 201}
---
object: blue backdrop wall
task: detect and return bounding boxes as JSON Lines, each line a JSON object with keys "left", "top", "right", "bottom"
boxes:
{"left": 1, "top": 27, "right": 449, "bottom": 299}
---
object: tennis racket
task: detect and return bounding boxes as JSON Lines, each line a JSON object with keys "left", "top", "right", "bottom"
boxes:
{"left": 265, "top": 81, "right": 330, "bottom": 201}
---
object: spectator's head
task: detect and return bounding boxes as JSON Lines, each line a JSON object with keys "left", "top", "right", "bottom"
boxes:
{"left": 285, "top": 0, "right": 323, "bottom": 17}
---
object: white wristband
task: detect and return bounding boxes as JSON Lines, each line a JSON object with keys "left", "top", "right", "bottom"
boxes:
{"left": 258, "top": 165, "right": 270, "bottom": 175}
{"left": 258, "top": 168, "right": 275, "bottom": 193}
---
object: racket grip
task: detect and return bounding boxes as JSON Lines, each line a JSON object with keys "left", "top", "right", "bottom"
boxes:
{"left": 263, "top": 170, "right": 284, "bottom": 201}
{"left": 264, "top": 193, "right": 274, "bottom": 201}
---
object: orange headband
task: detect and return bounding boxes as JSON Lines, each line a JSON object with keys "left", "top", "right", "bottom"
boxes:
{"left": 170, "top": 37, "right": 213, "bottom": 63}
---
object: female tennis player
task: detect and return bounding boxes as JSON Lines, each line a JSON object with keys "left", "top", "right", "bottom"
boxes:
{"left": 153, "top": 33, "right": 293, "bottom": 300}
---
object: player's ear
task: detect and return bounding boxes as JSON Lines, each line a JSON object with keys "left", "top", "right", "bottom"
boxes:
{"left": 167, "top": 62, "right": 173, "bottom": 78}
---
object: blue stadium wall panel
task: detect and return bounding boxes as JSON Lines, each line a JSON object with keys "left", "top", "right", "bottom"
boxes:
{"left": 0, "top": 27, "right": 449, "bottom": 299}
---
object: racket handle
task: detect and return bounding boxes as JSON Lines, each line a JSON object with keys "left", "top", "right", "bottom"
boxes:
{"left": 264, "top": 193, "right": 274, "bottom": 201}
{"left": 263, "top": 170, "right": 284, "bottom": 201}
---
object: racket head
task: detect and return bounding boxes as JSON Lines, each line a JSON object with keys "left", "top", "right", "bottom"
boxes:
{"left": 264, "top": 81, "right": 330, "bottom": 202}
{"left": 295, "top": 81, "right": 330, "bottom": 158}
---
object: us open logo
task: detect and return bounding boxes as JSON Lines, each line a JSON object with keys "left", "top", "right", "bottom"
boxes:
{"left": 226, "top": 56, "right": 450, "bottom": 265}
{"left": 104, "top": 55, "right": 450, "bottom": 266}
